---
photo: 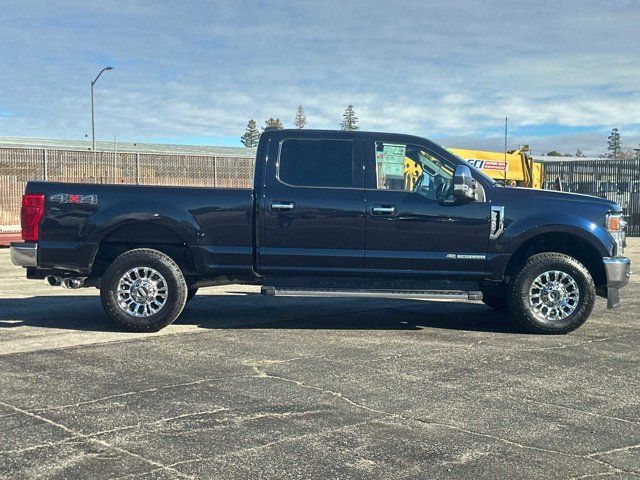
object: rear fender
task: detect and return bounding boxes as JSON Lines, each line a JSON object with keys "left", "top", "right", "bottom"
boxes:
{"left": 86, "top": 203, "right": 202, "bottom": 271}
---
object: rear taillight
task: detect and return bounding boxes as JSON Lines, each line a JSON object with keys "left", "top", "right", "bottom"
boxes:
{"left": 21, "top": 193, "right": 45, "bottom": 242}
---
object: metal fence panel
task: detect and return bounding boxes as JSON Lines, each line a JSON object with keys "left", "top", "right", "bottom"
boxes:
{"left": 0, "top": 147, "right": 255, "bottom": 228}
{"left": 215, "top": 156, "right": 254, "bottom": 188}
{"left": 542, "top": 159, "right": 640, "bottom": 236}
{"left": 47, "top": 150, "right": 138, "bottom": 184}
{"left": 0, "top": 148, "right": 46, "bottom": 226}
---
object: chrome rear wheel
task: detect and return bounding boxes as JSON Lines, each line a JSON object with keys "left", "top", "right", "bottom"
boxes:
{"left": 117, "top": 267, "right": 168, "bottom": 317}
{"left": 101, "top": 248, "right": 188, "bottom": 332}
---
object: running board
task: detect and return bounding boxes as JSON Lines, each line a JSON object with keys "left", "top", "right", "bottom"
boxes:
{"left": 261, "top": 286, "right": 482, "bottom": 301}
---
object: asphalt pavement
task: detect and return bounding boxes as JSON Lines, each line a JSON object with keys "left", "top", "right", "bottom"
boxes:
{"left": 0, "top": 242, "right": 639, "bottom": 479}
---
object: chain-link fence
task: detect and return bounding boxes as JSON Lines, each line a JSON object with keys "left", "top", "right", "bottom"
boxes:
{"left": 0, "top": 147, "right": 255, "bottom": 227}
{"left": 5, "top": 147, "right": 639, "bottom": 237}
{"left": 542, "top": 159, "right": 640, "bottom": 236}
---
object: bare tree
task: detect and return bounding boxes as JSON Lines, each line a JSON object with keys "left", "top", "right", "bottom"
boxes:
{"left": 294, "top": 105, "right": 307, "bottom": 129}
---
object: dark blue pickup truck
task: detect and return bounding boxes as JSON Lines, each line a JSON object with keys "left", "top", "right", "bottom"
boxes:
{"left": 11, "top": 129, "right": 631, "bottom": 333}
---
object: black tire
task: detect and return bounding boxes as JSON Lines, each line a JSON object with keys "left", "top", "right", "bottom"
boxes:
{"left": 186, "top": 288, "right": 198, "bottom": 303}
{"left": 508, "top": 252, "right": 595, "bottom": 334}
{"left": 482, "top": 294, "right": 510, "bottom": 312}
{"left": 100, "top": 248, "right": 188, "bottom": 332}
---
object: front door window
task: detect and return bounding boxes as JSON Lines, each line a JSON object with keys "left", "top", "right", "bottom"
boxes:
{"left": 374, "top": 142, "right": 454, "bottom": 201}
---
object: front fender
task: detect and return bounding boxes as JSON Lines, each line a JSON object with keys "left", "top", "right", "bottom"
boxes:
{"left": 483, "top": 211, "right": 614, "bottom": 282}
{"left": 501, "top": 212, "right": 614, "bottom": 258}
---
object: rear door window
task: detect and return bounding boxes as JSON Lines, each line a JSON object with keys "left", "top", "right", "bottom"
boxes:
{"left": 278, "top": 139, "right": 355, "bottom": 188}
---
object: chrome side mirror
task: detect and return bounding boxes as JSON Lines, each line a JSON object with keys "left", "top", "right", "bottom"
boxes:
{"left": 452, "top": 165, "right": 476, "bottom": 201}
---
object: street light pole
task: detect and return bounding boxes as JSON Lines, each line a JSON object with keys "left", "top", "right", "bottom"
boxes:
{"left": 91, "top": 66, "right": 114, "bottom": 151}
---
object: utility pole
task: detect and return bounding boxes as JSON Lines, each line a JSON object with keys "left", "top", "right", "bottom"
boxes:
{"left": 504, "top": 117, "right": 508, "bottom": 182}
{"left": 91, "top": 67, "right": 114, "bottom": 151}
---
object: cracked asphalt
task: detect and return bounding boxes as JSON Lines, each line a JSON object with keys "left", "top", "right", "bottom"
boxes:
{"left": 0, "top": 241, "right": 639, "bottom": 479}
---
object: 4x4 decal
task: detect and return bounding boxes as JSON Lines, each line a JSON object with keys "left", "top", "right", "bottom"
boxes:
{"left": 49, "top": 193, "right": 98, "bottom": 205}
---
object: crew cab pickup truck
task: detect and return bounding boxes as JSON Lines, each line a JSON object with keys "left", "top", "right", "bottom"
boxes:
{"left": 11, "top": 129, "right": 631, "bottom": 334}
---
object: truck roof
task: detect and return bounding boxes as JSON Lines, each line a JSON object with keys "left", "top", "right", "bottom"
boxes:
{"left": 265, "top": 129, "right": 442, "bottom": 149}
{"left": 275, "top": 128, "right": 417, "bottom": 136}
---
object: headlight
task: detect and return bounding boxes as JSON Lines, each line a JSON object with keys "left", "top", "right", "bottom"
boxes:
{"left": 606, "top": 212, "right": 627, "bottom": 256}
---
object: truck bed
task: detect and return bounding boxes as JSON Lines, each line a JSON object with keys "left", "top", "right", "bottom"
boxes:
{"left": 25, "top": 181, "right": 254, "bottom": 275}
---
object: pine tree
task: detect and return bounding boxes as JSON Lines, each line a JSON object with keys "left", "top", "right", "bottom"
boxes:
{"left": 607, "top": 128, "right": 621, "bottom": 158}
{"left": 240, "top": 119, "right": 259, "bottom": 147}
{"left": 294, "top": 105, "right": 307, "bottom": 129}
{"left": 263, "top": 117, "right": 284, "bottom": 130}
{"left": 340, "top": 105, "right": 359, "bottom": 131}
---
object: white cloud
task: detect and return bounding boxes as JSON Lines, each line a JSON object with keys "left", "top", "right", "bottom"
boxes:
{"left": 0, "top": 0, "right": 638, "bottom": 153}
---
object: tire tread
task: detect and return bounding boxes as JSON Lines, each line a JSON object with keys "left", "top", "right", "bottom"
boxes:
{"left": 507, "top": 252, "right": 595, "bottom": 334}
{"left": 100, "top": 248, "right": 187, "bottom": 332}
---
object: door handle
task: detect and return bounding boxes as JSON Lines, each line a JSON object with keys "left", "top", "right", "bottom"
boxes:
{"left": 271, "top": 201, "right": 295, "bottom": 211}
{"left": 371, "top": 205, "right": 396, "bottom": 215}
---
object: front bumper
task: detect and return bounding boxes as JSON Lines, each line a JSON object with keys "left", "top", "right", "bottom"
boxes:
{"left": 603, "top": 256, "right": 631, "bottom": 309}
{"left": 10, "top": 242, "right": 38, "bottom": 267}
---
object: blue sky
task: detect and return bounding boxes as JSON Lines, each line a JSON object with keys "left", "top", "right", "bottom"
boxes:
{"left": 1, "top": 0, "right": 639, "bottom": 155}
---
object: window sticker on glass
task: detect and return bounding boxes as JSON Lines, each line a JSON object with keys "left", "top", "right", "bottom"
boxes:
{"left": 379, "top": 144, "right": 406, "bottom": 178}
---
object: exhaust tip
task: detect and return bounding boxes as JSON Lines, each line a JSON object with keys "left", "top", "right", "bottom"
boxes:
{"left": 45, "top": 275, "right": 62, "bottom": 287}
{"left": 62, "top": 278, "right": 84, "bottom": 289}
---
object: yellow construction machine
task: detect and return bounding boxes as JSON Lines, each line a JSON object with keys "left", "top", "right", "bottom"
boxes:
{"left": 447, "top": 148, "right": 543, "bottom": 188}
{"left": 402, "top": 147, "right": 543, "bottom": 191}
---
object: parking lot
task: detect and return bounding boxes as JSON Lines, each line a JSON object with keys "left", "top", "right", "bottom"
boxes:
{"left": 0, "top": 243, "right": 638, "bottom": 479}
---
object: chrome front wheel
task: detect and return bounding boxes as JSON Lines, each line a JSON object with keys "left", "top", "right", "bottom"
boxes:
{"left": 528, "top": 270, "right": 580, "bottom": 322}
{"left": 508, "top": 252, "right": 595, "bottom": 334}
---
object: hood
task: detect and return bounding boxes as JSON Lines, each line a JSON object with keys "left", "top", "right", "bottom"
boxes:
{"left": 495, "top": 186, "right": 622, "bottom": 212}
